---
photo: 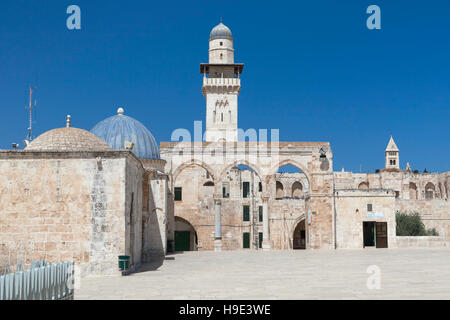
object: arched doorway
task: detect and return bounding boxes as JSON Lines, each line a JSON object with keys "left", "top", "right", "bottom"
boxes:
{"left": 293, "top": 219, "right": 306, "bottom": 249}
{"left": 174, "top": 217, "right": 198, "bottom": 252}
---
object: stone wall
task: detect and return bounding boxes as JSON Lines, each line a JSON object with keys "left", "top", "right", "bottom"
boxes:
{"left": 396, "top": 236, "right": 450, "bottom": 248}
{"left": 124, "top": 156, "right": 144, "bottom": 270}
{"left": 0, "top": 151, "right": 143, "bottom": 275}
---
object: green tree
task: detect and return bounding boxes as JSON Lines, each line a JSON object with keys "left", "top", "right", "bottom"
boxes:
{"left": 396, "top": 211, "right": 439, "bottom": 236}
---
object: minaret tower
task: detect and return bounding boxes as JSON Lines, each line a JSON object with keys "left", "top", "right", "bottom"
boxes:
{"left": 201, "top": 20, "right": 244, "bottom": 142}
{"left": 385, "top": 135, "right": 400, "bottom": 169}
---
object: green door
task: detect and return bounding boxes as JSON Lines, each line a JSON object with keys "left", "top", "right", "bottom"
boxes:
{"left": 175, "top": 231, "right": 190, "bottom": 251}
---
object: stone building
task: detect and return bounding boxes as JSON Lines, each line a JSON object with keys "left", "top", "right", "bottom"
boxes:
{"left": 0, "top": 21, "right": 448, "bottom": 276}
{"left": 0, "top": 111, "right": 168, "bottom": 275}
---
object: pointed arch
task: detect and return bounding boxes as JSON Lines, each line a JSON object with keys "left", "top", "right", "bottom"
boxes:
{"left": 173, "top": 159, "right": 217, "bottom": 185}
{"left": 269, "top": 159, "right": 311, "bottom": 185}
{"left": 219, "top": 160, "right": 264, "bottom": 192}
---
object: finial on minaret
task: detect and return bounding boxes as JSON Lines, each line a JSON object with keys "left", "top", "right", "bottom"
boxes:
{"left": 220, "top": 17, "right": 222, "bottom": 23}
{"left": 66, "top": 115, "right": 71, "bottom": 128}
{"left": 117, "top": 107, "right": 124, "bottom": 115}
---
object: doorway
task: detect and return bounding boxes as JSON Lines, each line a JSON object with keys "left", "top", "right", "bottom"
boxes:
{"left": 174, "top": 217, "right": 197, "bottom": 251}
{"left": 293, "top": 220, "right": 306, "bottom": 249}
{"left": 175, "top": 231, "right": 190, "bottom": 251}
{"left": 363, "top": 221, "right": 388, "bottom": 248}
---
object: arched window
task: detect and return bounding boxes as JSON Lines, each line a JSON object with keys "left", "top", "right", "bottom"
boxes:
{"left": 409, "top": 182, "right": 418, "bottom": 200}
{"left": 276, "top": 181, "right": 284, "bottom": 199}
{"left": 292, "top": 181, "right": 303, "bottom": 198}
{"left": 425, "top": 182, "right": 435, "bottom": 199}
{"left": 358, "top": 182, "right": 369, "bottom": 190}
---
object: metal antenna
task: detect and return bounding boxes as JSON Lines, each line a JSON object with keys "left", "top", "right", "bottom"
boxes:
{"left": 26, "top": 86, "right": 33, "bottom": 142}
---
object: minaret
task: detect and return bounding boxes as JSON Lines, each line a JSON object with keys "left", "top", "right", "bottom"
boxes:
{"left": 200, "top": 20, "right": 244, "bottom": 142}
{"left": 385, "top": 136, "right": 400, "bottom": 169}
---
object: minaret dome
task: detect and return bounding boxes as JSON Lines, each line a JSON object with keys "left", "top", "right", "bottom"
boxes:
{"left": 209, "top": 21, "right": 234, "bottom": 64}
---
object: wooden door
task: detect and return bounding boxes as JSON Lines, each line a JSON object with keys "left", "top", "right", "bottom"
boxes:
{"left": 375, "top": 222, "right": 388, "bottom": 248}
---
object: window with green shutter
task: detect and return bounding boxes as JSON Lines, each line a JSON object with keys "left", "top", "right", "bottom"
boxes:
{"left": 243, "top": 232, "right": 250, "bottom": 249}
{"left": 242, "top": 182, "right": 250, "bottom": 198}
{"left": 174, "top": 187, "right": 182, "bottom": 201}
{"left": 243, "top": 205, "right": 250, "bottom": 221}
{"left": 258, "top": 232, "right": 263, "bottom": 248}
{"left": 258, "top": 206, "right": 263, "bottom": 222}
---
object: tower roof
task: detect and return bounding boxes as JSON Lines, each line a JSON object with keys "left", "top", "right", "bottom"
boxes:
{"left": 210, "top": 21, "right": 233, "bottom": 40}
{"left": 385, "top": 136, "right": 399, "bottom": 152}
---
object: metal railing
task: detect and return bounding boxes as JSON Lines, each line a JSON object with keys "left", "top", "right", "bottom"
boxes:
{"left": 0, "top": 261, "right": 74, "bottom": 300}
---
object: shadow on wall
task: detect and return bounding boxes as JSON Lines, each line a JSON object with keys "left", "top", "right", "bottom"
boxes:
{"left": 142, "top": 182, "right": 165, "bottom": 262}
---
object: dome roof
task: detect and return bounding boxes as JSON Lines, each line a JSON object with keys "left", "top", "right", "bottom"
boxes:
{"left": 26, "top": 127, "right": 112, "bottom": 152}
{"left": 210, "top": 22, "right": 233, "bottom": 40}
{"left": 90, "top": 108, "right": 160, "bottom": 159}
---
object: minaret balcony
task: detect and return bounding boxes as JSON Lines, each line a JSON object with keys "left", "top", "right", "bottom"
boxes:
{"left": 202, "top": 77, "right": 241, "bottom": 87}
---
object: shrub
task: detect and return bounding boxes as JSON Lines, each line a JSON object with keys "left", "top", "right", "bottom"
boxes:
{"left": 396, "top": 211, "right": 439, "bottom": 236}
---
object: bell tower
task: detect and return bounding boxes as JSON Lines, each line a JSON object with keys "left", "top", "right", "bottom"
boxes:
{"left": 385, "top": 136, "right": 400, "bottom": 169}
{"left": 200, "top": 20, "right": 244, "bottom": 142}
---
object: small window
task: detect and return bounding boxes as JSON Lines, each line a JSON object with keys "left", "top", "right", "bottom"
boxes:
{"left": 220, "top": 53, "right": 223, "bottom": 60}
{"left": 243, "top": 205, "right": 250, "bottom": 222}
{"left": 258, "top": 182, "right": 262, "bottom": 192}
{"left": 367, "top": 203, "right": 372, "bottom": 212}
{"left": 258, "top": 232, "right": 263, "bottom": 248}
{"left": 258, "top": 206, "right": 263, "bottom": 222}
{"left": 242, "top": 182, "right": 250, "bottom": 198}
{"left": 395, "top": 191, "right": 400, "bottom": 198}
{"left": 174, "top": 187, "right": 182, "bottom": 201}
{"left": 220, "top": 41, "right": 223, "bottom": 46}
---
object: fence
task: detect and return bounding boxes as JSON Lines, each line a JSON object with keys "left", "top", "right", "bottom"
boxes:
{"left": 0, "top": 261, "right": 75, "bottom": 300}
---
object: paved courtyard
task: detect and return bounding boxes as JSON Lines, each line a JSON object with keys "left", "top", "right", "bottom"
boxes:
{"left": 75, "top": 248, "right": 450, "bottom": 299}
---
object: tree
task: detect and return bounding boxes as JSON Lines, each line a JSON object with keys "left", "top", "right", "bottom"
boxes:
{"left": 396, "top": 211, "right": 439, "bottom": 236}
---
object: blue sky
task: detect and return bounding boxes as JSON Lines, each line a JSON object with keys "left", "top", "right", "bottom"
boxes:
{"left": 0, "top": 0, "right": 449, "bottom": 173}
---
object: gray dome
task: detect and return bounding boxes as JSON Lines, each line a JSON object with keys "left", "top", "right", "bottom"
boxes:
{"left": 91, "top": 108, "right": 160, "bottom": 159}
{"left": 210, "top": 22, "right": 233, "bottom": 40}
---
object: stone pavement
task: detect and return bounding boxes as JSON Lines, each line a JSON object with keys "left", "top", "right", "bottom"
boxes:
{"left": 75, "top": 248, "right": 450, "bottom": 299}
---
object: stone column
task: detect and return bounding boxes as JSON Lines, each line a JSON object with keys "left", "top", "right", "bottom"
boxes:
{"left": 262, "top": 195, "right": 271, "bottom": 250}
{"left": 214, "top": 195, "right": 222, "bottom": 251}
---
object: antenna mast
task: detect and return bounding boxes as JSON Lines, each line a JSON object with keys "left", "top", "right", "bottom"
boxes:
{"left": 27, "top": 87, "right": 33, "bottom": 142}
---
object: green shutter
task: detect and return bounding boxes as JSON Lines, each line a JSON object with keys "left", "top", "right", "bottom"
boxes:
{"left": 174, "top": 187, "right": 182, "bottom": 201}
{"left": 243, "top": 206, "right": 250, "bottom": 221}
{"left": 243, "top": 232, "right": 250, "bottom": 249}
{"left": 258, "top": 232, "right": 263, "bottom": 248}
{"left": 258, "top": 206, "right": 263, "bottom": 222}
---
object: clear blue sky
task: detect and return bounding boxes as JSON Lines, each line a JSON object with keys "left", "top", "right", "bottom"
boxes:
{"left": 1, "top": 0, "right": 449, "bottom": 173}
